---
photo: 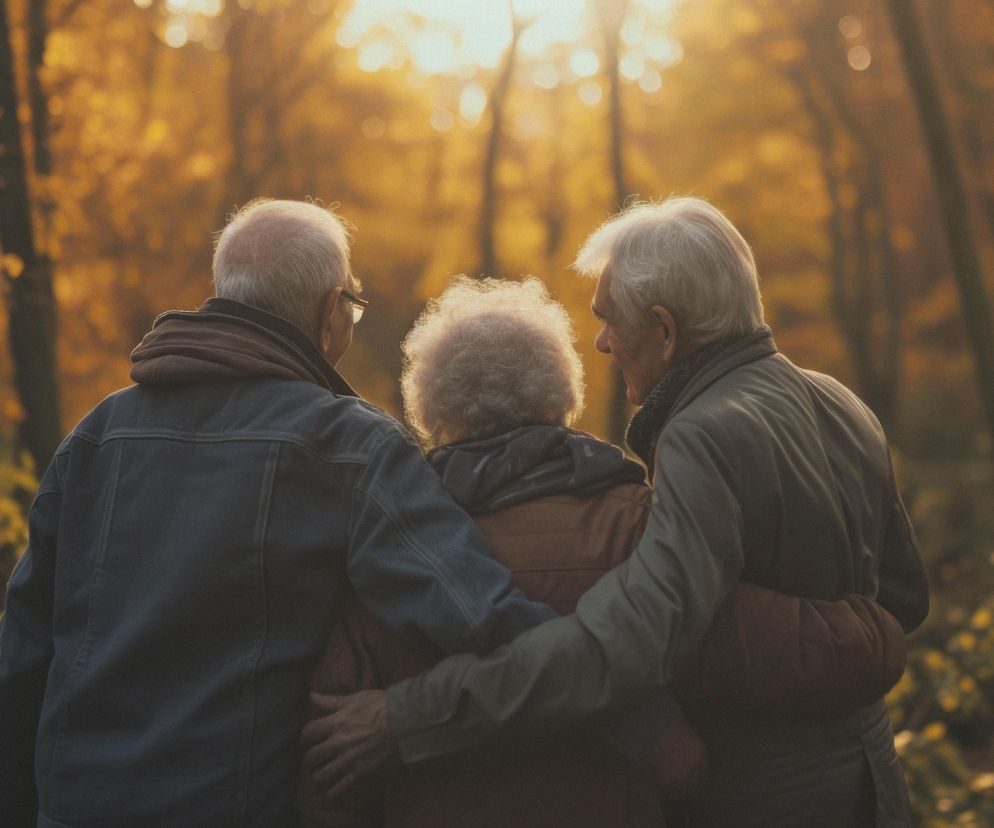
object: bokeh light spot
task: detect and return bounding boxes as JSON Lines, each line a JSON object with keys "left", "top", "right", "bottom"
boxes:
{"left": 838, "top": 15, "right": 862, "bottom": 40}
{"left": 578, "top": 80, "right": 602, "bottom": 106}
{"left": 638, "top": 67, "right": 662, "bottom": 93}
{"left": 847, "top": 44, "right": 871, "bottom": 71}
{"left": 619, "top": 52, "right": 645, "bottom": 81}
{"left": 430, "top": 109, "right": 455, "bottom": 131}
{"left": 459, "top": 83, "right": 488, "bottom": 124}
{"left": 569, "top": 48, "right": 600, "bottom": 78}
{"left": 164, "top": 22, "right": 189, "bottom": 48}
{"left": 533, "top": 64, "right": 559, "bottom": 89}
{"left": 361, "top": 117, "right": 387, "bottom": 139}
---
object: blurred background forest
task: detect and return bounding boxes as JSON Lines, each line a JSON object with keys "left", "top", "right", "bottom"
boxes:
{"left": 2, "top": 0, "right": 994, "bottom": 823}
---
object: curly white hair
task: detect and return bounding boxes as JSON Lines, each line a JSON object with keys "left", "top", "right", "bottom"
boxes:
{"left": 401, "top": 277, "right": 586, "bottom": 447}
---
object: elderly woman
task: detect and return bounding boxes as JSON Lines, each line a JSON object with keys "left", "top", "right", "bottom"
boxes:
{"left": 298, "top": 277, "right": 905, "bottom": 827}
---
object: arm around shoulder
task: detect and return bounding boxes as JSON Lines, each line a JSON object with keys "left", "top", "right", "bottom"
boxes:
{"left": 345, "top": 425, "right": 555, "bottom": 655}
{"left": 385, "top": 419, "right": 748, "bottom": 763}
{"left": 673, "top": 583, "right": 907, "bottom": 716}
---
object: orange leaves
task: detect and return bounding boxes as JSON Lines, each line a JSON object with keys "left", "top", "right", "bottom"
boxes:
{"left": 1, "top": 254, "right": 25, "bottom": 279}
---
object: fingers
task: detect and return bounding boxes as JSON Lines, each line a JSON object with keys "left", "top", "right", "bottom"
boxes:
{"left": 299, "top": 693, "right": 361, "bottom": 753}
{"left": 309, "top": 742, "right": 383, "bottom": 799}
{"left": 302, "top": 725, "right": 344, "bottom": 772}
{"left": 298, "top": 689, "right": 395, "bottom": 795}
{"left": 300, "top": 715, "right": 332, "bottom": 753}
{"left": 300, "top": 711, "right": 372, "bottom": 771}
{"left": 309, "top": 691, "right": 348, "bottom": 713}
{"left": 310, "top": 691, "right": 346, "bottom": 708}
{"left": 313, "top": 749, "right": 361, "bottom": 790}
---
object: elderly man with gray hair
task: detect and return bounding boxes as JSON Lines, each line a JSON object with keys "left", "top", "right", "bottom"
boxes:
{"left": 0, "top": 199, "right": 558, "bottom": 826}
{"left": 304, "top": 197, "right": 929, "bottom": 827}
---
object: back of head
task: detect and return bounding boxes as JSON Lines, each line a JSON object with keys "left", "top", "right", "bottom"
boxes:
{"left": 212, "top": 199, "right": 351, "bottom": 337}
{"left": 402, "top": 277, "right": 585, "bottom": 447}
{"left": 574, "top": 196, "right": 765, "bottom": 347}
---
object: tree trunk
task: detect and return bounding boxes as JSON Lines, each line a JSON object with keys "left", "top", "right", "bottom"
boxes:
{"left": 927, "top": 0, "right": 994, "bottom": 241}
{"left": 478, "top": 7, "right": 525, "bottom": 278}
{"left": 884, "top": 0, "right": 994, "bottom": 457}
{"left": 542, "top": 84, "right": 566, "bottom": 270}
{"left": 26, "top": 0, "right": 50, "bottom": 175}
{"left": 220, "top": 5, "right": 259, "bottom": 225}
{"left": 819, "top": 60, "right": 905, "bottom": 430}
{"left": 792, "top": 73, "right": 873, "bottom": 386}
{"left": 598, "top": 0, "right": 632, "bottom": 446}
{"left": 792, "top": 64, "right": 907, "bottom": 430}
{"left": 0, "top": 0, "right": 61, "bottom": 472}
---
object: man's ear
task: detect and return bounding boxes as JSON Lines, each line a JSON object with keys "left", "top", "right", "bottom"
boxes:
{"left": 650, "top": 304, "right": 679, "bottom": 364}
{"left": 318, "top": 287, "right": 343, "bottom": 352}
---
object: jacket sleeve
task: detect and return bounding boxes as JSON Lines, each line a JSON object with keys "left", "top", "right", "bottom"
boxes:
{"left": 876, "top": 464, "right": 929, "bottom": 632}
{"left": 0, "top": 461, "right": 62, "bottom": 827}
{"left": 385, "top": 420, "right": 745, "bottom": 763}
{"left": 344, "top": 425, "right": 679, "bottom": 757}
{"left": 346, "top": 426, "right": 556, "bottom": 655}
{"left": 672, "top": 583, "right": 907, "bottom": 716}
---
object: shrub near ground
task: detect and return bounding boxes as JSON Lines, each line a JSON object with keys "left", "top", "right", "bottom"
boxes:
{"left": 0, "top": 450, "right": 35, "bottom": 615}
{"left": 888, "top": 456, "right": 994, "bottom": 826}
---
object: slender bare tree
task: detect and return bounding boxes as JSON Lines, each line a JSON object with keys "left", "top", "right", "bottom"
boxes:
{"left": 478, "top": 1, "right": 529, "bottom": 278}
{"left": 789, "top": 61, "right": 903, "bottom": 431}
{"left": 884, "top": 0, "right": 994, "bottom": 456}
{"left": 596, "top": 0, "right": 633, "bottom": 445}
{"left": 0, "top": 0, "right": 61, "bottom": 472}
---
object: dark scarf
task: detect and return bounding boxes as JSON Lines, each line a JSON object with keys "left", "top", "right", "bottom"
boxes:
{"left": 427, "top": 425, "right": 646, "bottom": 515}
{"left": 625, "top": 340, "right": 729, "bottom": 471}
{"left": 130, "top": 297, "right": 356, "bottom": 397}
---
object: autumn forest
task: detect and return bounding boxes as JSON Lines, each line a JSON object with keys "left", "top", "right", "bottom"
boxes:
{"left": 3, "top": 0, "right": 994, "bottom": 823}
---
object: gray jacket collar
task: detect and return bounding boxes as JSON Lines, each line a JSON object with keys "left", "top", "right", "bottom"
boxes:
{"left": 665, "top": 327, "right": 778, "bottom": 430}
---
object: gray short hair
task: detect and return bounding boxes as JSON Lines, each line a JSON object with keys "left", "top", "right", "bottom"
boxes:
{"left": 573, "top": 197, "right": 765, "bottom": 345}
{"left": 401, "top": 277, "right": 586, "bottom": 447}
{"left": 212, "top": 199, "right": 352, "bottom": 337}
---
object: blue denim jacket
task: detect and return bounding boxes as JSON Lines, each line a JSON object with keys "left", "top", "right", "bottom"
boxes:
{"left": 0, "top": 357, "right": 556, "bottom": 826}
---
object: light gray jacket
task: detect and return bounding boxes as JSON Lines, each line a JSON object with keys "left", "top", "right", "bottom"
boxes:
{"left": 386, "top": 330, "right": 928, "bottom": 827}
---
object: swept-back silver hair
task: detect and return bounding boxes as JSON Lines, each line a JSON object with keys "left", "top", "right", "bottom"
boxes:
{"left": 212, "top": 199, "right": 352, "bottom": 337}
{"left": 573, "top": 197, "right": 765, "bottom": 345}
{"left": 401, "top": 277, "right": 586, "bottom": 447}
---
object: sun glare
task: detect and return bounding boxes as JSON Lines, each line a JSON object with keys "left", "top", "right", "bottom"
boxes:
{"left": 337, "top": 0, "right": 676, "bottom": 78}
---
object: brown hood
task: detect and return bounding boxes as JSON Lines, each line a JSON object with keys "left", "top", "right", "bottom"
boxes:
{"left": 130, "top": 297, "right": 357, "bottom": 396}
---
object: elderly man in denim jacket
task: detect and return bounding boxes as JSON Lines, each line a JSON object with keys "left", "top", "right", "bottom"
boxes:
{"left": 305, "top": 198, "right": 929, "bottom": 828}
{"left": 0, "top": 200, "right": 574, "bottom": 827}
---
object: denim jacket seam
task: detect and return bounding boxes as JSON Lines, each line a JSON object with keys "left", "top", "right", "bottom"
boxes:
{"left": 31, "top": 484, "right": 63, "bottom": 503}
{"left": 5, "top": 498, "right": 57, "bottom": 590}
{"left": 355, "top": 429, "right": 487, "bottom": 650}
{"left": 355, "top": 481, "right": 486, "bottom": 651}
{"left": 53, "top": 450, "right": 68, "bottom": 491}
{"left": 68, "top": 430, "right": 374, "bottom": 468}
{"left": 238, "top": 442, "right": 280, "bottom": 824}
{"left": 49, "top": 439, "right": 125, "bottom": 801}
